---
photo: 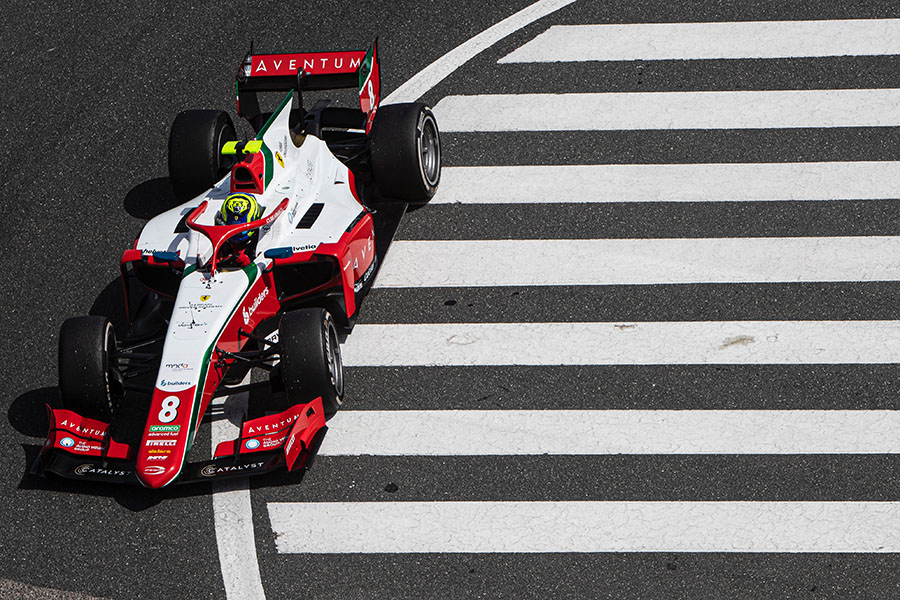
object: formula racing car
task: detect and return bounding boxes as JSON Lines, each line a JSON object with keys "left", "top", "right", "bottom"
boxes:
{"left": 34, "top": 41, "right": 440, "bottom": 488}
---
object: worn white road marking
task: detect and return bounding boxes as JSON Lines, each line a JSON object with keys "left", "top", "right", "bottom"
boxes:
{"left": 268, "top": 501, "right": 900, "bottom": 553}
{"left": 433, "top": 89, "right": 900, "bottom": 131}
{"left": 499, "top": 20, "right": 900, "bottom": 63}
{"left": 434, "top": 162, "right": 900, "bottom": 204}
{"left": 0, "top": 579, "right": 111, "bottom": 600}
{"left": 211, "top": 387, "right": 266, "bottom": 600}
{"left": 319, "top": 410, "right": 900, "bottom": 455}
{"left": 384, "top": 0, "right": 577, "bottom": 104}
{"left": 374, "top": 237, "right": 900, "bottom": 288}
{"left": 341, "top": 321, "right": 900, "bottom": 366}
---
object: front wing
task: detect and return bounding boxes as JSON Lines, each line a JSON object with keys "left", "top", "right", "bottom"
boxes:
{"left": 32, "top": 400, "right": 327, "bottom": 486}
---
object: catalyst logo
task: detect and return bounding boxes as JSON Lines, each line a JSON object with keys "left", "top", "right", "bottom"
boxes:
{"left": 242, "top": 287, "right": 269, "bottom": 325}
{"left": 74, "top": 464, "right": 128, "bottom": 477}
{"left": 200, "top": 462, "right": 265, "bottom": 477}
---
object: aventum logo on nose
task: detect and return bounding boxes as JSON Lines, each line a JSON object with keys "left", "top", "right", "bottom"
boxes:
{"left": 242, "top": 287, "right": 269, "bottom": 324}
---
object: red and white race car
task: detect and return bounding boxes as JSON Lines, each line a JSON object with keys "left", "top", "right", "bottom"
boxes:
{"left": 35, "top": 41, "right": 440, "bottom": 488}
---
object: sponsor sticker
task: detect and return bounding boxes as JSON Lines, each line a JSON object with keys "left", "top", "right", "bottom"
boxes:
{"left": 200, "top": 462, "right": 265, "bottom": 477}
{"left": 275, "top": 152, "right": 285, "bottom": 168}
{"left": 200, "top": 295, "right": 211, "bottom": 302}
{"left": 159, "top": 380, "right": 191, "bottom": 388}
{"left": 60, "top": 437, "right": 75, "bottom": 448}
{"left": 150, "top": 425, "right": 180, "bottom": 433}
{"left": 143, "top": 465, "right": 165, "bottom": 475}
{"left": 164, "top": 362, "right": 191, "bottom": 372}
{"left": 245, "top": 439, "right": 261, "bottom": 450}
{"left": 147, "top": 455, "right": 167, "bottom": 461}
{"left": 74, "top": 464, "right": 129, "bottom": 477}
{"left": 146, "top": 440, "right": 177, "bottom": 447}
{"left": 58, "top": 419, "right": 105, "bottom": 437}
{"left": 242, "top": 287, "right": 269, "bottom": 325}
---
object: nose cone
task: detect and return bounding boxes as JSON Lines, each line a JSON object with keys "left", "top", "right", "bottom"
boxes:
{"left": 136, "top": 461, "right": 182, "bottom": 489}
{"left": 138, "top": 385, "right": 197, "bottom": 488}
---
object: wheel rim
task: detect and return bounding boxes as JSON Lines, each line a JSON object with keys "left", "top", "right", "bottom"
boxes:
{"left": 419, "top": 115, "right": 440, "bottom": 187}
{"left": 325, "top": 321, "right": 344, "bottom": 398}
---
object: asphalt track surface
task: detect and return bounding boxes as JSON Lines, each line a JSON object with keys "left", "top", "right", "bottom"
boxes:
{"left": 4, "top": 1, "right": 900, "bottom": 599}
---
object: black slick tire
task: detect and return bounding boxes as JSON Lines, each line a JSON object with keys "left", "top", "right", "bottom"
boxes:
{"left": 168, "top": 109, "right": 237, "bottom": 195}
{"left": 369, "top": 102, "right": 441, "bottom": 204}
{"left": 277, "top": 308, "right": 343, "bottom": 419}
{"left": 58, "top": 316, "right": 119, "bottom": 420}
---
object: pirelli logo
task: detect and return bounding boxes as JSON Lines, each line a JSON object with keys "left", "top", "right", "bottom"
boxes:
{"left": 146, "top": 440, "right": 177, "bottom": 447}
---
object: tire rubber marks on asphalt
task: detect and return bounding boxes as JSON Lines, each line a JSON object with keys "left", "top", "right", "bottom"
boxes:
{"left": 320, "top": 410, "right": 900, "bottom": 455}
{"left": 500, "top": 20, "right": 900, "bottom": 62}
{"left": 433, "top": 89, "right": 900, "bottom": 132}
{"left": 341, "top": 321, "right": 900, "bottom": 366}
{"left": 435, "top": 162, "right": 900, "bottom": 204}
{"left": 268, "top": 501, "right": 900, "bottom": 553}
{"left": 375, "top": 237, "right": 900, "bottom": 287}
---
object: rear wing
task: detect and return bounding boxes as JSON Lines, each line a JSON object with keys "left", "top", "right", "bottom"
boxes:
{"left": 236, "top": 40, "right": 381, "bottom": 132}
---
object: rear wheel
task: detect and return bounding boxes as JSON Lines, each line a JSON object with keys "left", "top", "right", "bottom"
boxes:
{"left": 369, "top": 102, "right": 441, "bottom": 204}
{"left": 168, "top": 109, "right": 237, "bottom": 195}
{"left": 58, "top": 316, "right": 122, "bottom": 420}
{"left": 275, "top": 309, "right": 343, "bottom": 419}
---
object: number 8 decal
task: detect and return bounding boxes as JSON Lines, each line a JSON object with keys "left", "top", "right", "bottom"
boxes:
{"left": 159, "top": 395, "right": 180, "bottom": 423}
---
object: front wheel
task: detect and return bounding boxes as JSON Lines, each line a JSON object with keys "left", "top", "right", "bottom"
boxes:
{"left": 168, "top": 109, "right": 237, "bottom": 195}
{"left": 369, "top": 102, "right": 441, "bottom": 204}
{"left": 58, "top": 316, "right": 122, "bottom": 420}
{"left": 276, "top": 309, "right": 343, "bottom": 419}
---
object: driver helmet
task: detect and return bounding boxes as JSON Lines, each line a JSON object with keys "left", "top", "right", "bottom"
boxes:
{"left": 216, "top": 193, "right": 263, "bottom": 245}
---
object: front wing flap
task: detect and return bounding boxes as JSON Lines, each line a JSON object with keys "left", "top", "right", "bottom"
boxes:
{"left": 32, "top": 400, "right": 327, "bottom": 487}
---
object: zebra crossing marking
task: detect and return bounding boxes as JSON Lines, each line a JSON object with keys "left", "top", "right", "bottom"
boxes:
{"left": 433, "top": 89, "right": 900, "bottom": 132}
{"left": 320, "top": 410, "right": 900, "bottom": 455}
{"left": 499, "top": 20, "right": 900, "bottom": 63}
{"left": 434, "top": 162, "right": 900, "bottom": 204}
{"left": 374, "top": 237, "right": 900, "bottom": 287}
{"left": 341, "top": 321, "right": 900, "bottom": 366}
{"left": 268, "top": 501, "right": 900, "bottom": 553}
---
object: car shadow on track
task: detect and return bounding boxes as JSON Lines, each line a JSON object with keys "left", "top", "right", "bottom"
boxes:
{"left": 122, "top": 177, "right": 183, "bottom": 220}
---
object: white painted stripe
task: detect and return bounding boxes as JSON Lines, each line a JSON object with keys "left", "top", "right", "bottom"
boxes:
{"left": 211, "top": 387, "right": 266, "bottom": 600}
{"left": 384, "top": 0, "right": 577, "bottom": 104}
{"left": 500, "top": 20, "right": 900, "bottom": 63}
{"left": 269, "top": 501, "right": 900, "bottom": 553}
{"left": 433, "top": 89, "right": 900, "bottom": 132}
{"left": 434, "top": 162, "right": 900, "bottom": 204}
{"left": 320, "top": 410, "right": 900, "bottom": 456}
{"left": 340, "top": 321, "right": 900, "bottom": 366}
{"left": 373, "top": 237, "right": 900, "bottom": 288}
